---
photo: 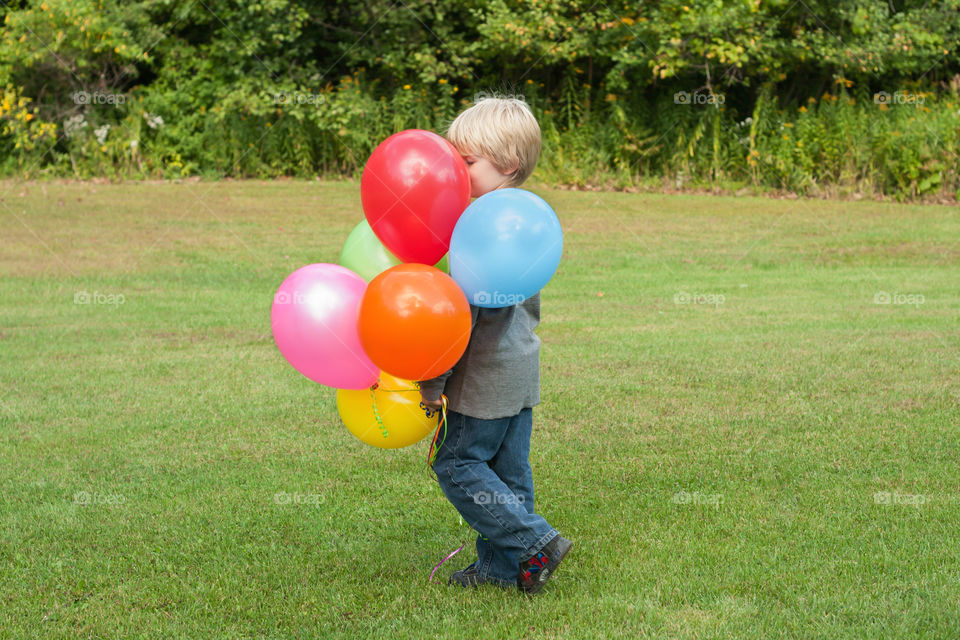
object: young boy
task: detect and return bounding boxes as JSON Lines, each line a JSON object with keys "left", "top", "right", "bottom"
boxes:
{"left": 419, "top": 96, "right": 572, "bottom": 594}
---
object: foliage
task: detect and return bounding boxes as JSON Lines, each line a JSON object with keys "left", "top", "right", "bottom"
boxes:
{"left": 1, "top": 0, "right": 958, "bottom": 198}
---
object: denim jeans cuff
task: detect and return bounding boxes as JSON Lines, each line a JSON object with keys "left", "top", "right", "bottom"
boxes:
{"left": 520, "top": 529, "right": 559, "bottom": 563}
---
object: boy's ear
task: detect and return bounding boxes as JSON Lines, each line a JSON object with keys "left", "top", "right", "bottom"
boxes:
{"left": 502, "top": 160, "right": 519, "bottom": 176}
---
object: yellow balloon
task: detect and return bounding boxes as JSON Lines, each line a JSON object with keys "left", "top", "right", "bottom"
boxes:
{"left": 336, "top": 373, "right": 437, "bottom": 448}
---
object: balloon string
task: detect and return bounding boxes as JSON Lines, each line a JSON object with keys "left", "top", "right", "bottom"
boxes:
{"left": 426, "top": 395, "right": 448, "bottom": 472}
{"left": 428, "top": 543, "right": 464, "bottom": 584}
{"left": 424, "top": 398, "right": 460, "bottom": 583}
{"left": 369, "top": 379, "right": 420, "bottom": 394}
{"left": 369, "top": 387, "right": 389, "bottom": 439}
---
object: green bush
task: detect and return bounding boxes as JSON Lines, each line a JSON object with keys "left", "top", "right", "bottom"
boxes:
{"left": 1, "top": 0, "right": 958, "bottom": 200}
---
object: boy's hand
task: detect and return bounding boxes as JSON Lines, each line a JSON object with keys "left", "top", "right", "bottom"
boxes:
{"left": 419, "top": 394, "right": 443, "bottom": 416}
{"left": 420, "top": 397, "right": 443, "bottom": 412}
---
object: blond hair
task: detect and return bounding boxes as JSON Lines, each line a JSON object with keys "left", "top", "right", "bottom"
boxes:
{"left": 446, "top": 96, "right": 541, "bottom": 186}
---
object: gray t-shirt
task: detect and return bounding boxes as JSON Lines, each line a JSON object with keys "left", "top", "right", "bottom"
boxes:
{"left": 419, "top": 293, "right": 540, "bottom": 419}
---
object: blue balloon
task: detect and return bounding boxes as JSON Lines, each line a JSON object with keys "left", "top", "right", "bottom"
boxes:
{"left": 449, "top": 188, "right": 563, "bottom": 308}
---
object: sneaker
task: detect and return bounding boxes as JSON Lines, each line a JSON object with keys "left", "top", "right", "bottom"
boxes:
{"left": 448, "top": 562, "right": 514, "bottom": 589}
{"left": 518, "top": 536, "right": 573, "bottom": 595}
{"left": 448, "top": 562, "right": 482, "bottom": 588}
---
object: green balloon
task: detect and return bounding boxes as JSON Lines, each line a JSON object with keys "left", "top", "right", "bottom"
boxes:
{"left": 339, "top": 219, "right": 401, "bottom": 282}
{"left": 339, "top": 219, "right": 449, "bottom": 282}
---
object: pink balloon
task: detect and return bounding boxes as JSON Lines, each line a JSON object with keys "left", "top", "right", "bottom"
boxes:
{"left": 271, "top": 263, "right": 379, "bottom": 389}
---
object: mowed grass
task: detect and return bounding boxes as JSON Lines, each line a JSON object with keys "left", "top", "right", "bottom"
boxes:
{"left": 1, "top": 179, "right": 958, "bottom": 639}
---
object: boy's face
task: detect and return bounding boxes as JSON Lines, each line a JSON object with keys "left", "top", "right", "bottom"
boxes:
{"left": 462, "top": 154, "right": 515, "bottom": 198}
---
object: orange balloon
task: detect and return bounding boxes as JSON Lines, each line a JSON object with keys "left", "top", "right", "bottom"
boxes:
{"left": 358, "top": 264, "right": 471, "bottom": 380}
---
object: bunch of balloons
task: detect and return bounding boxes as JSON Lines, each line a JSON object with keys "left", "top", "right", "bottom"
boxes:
{"left": 270, "top": 129, "right": 563, "bottom": 449}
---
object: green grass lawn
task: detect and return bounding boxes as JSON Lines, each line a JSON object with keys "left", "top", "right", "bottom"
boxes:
{"left": 1, "top": 180, "right": 958, "bottom": 639}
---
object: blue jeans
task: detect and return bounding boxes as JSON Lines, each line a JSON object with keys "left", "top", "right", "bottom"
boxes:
{"left": 432, "top": 407, "right": 558, "bottom": 587}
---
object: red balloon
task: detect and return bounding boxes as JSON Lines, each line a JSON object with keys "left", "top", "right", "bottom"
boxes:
{"left": 357, "top": 264, "right": 472, "bottom": 381}
{"left": 361, "top": 130, "right": 470, "bottom": 265}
